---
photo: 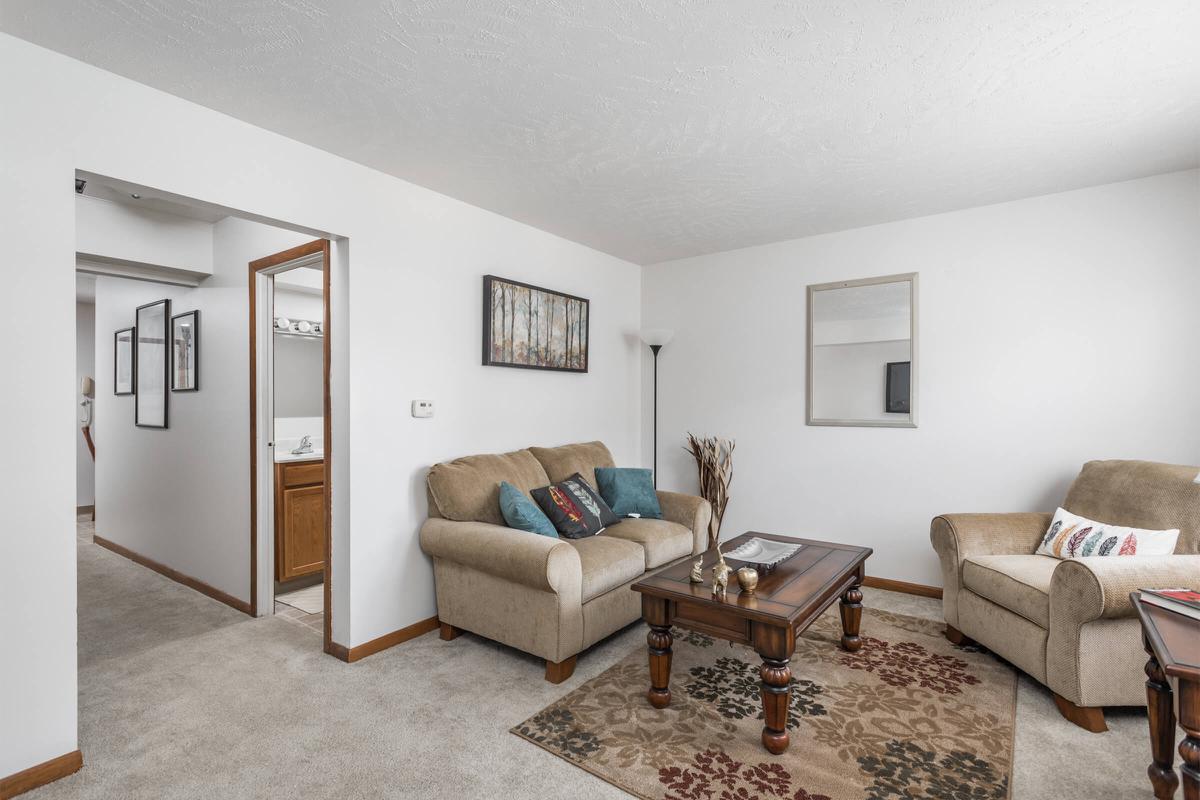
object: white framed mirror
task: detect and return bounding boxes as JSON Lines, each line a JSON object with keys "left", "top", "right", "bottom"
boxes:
{"left": 807, "top": 272, "right": 918, "bottom": 428}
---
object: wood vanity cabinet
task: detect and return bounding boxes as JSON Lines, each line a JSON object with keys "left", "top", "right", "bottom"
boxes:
{"left": 274, "top": 459, "right": 326, "bottom": 581}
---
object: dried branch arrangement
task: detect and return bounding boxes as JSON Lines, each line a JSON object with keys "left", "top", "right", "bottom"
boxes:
{"left": 685, "top": 433, "right": 735, "bottom": 551}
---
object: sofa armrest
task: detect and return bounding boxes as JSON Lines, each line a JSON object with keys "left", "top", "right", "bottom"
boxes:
{"left": 657, "top": 490, "right": 713, "bottom": 555}
{"left": 930, "top": 512, "right": 1052, "bottom": 629}
{"left": 1050, "top": 555, "right": 1200, "bottom": 623}
{"left": 419, "top": 518, "right": 581, "bottom": 595}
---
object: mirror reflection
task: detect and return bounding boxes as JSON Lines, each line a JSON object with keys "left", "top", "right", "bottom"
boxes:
{"left": 807, "top": 273, "right": 917, "bottom": 427}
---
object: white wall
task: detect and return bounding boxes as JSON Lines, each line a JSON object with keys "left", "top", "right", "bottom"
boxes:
{"left": 643, "top": 170, "right": 1200, "bottom": 587}
{"left": 0, "top": 32, "right": 641, "bottom": 777}
{"left": 75, "top": 301, "right": 95, "bottom": 506}
{"left": 93, "top": 218, "right": 310, "bottom": 604}
{"left": 77, "top": 194, "right": 213, "bottom": 274}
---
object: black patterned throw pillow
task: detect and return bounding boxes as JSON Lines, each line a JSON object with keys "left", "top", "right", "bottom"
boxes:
{"left": 530, "top": 472, "right": 620, "bottom": 538}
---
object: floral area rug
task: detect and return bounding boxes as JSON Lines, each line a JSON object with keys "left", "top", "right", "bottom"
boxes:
{"left": 512, "top": 607, "right": 1016, "bottom": 799}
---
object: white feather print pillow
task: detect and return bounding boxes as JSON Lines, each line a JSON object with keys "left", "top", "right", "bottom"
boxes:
{"left": 1035, "top": 507, "right": 1179, "bottom": 559}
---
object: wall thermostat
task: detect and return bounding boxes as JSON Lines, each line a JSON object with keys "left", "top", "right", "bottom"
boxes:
{"left": 412, "top": 400, "right": 435, "bottom": 418}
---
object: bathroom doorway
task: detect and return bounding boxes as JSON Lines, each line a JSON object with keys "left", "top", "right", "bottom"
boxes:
{"left": 248, "top": 240, "right": 333, "bottom": 652}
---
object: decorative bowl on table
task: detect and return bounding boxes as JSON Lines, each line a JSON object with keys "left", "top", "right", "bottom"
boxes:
{"left": 723, "top": 537, "right": 803, "bottom": 574}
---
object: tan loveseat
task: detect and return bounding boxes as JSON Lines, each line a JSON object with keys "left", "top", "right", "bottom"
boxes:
{"left": 931, "top": 460, "right": 1200, "bottom": 731}
{"left": 419, "top": 441, "right": 712, "bottom": 683}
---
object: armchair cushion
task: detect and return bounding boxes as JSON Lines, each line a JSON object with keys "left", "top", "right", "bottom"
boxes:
{"left": 1063, "top": 460, "right": 1200, "bottom": 554}
{"left": 568, "top": 536, "right": 646, "bottom": 602}
{"left": 962, "top": 555, "right": 1057, "bottom": 628}
{"left": 600, "top": 518, "right": 692, "bottom": 568}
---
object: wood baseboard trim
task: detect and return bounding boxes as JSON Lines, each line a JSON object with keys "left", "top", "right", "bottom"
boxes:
{"left": 92, "top": 535, "right": 253, "bottom": 616}
{"left": 329, "top": 616, "right": 439, "bottom": 663}
{"left": 75, "top": 505, "right": 94, "bottom": 515}
{"left": 862, "top": 575, "right": 943, "bottom": 599}
{"left": 1, "top": 750, "right": 82, "bottom": 799}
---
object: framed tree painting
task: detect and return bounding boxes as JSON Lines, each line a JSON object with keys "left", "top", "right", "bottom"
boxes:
{"left": 171, "top": 309, "right": 199, "bottom": 391}
{"left": 135, "top": 298, "right": 170, "bottom": 428}
{"left": 114, "top": 327, "right": 135, "bottom": 395}
{"left": 482, "top": 275, "right": 589, "bottom": 373}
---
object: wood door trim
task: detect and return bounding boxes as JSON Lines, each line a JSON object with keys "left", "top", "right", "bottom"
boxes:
{"left": 0, "top": 750, "right": 83, "bottom": 799}
{"left": 328, "top": 616, "right": 440, "bottom": 663}
{"left": 248, "top": 239, "right": 339, "bottom": 656}
{"left": 861, "top": 575, "right": 944, "bottom": 599}
{"left": 92, "top": 535, "right": 252, "bottom": 615}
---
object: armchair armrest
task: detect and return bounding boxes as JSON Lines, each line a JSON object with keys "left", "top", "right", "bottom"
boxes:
{"left": 657, "top": 490, "right": 713, "bottom": 555}
{"left": 419, "top": 518, "right": 581, "bottom": 595}
{"left": 1051, "top": 555, "right": 1200, "bottom": 623}
{"left": 929, "top": 512, "right": 1053, "bottom": 628}
{"left": 1047, "top": 555, "right": 1200, "bottom": 706}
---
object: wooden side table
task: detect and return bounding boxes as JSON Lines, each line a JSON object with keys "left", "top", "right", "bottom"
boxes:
{"left": 1132, "top": 592, "right": 1200, "bottom": 800}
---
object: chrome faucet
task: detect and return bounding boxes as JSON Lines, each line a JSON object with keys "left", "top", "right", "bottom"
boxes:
{"left": 291, "top": 435, "right": 313, "bottom": 455}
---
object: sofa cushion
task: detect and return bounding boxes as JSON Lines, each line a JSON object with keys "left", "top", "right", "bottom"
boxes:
{"left": 498, "top": 481, "right": 558, "bottom": 538}
{"left": 961, "top": 554, "right": 1057, "bottom": 628}
{"left": 427, "top": 449, "right": 550, "bottom": 526}
{"left": 531, "top": 473, "right": 620, "bottom": 539}
{"left": 568, "top": 536, "right": 645, "bottom": 602}
{"left": 529, "top": 441, "right": 615, "bottom": 490}
{"left": 1063, "top": 460, "right": 1200, "bottom": 554}
{"left": 600, "top": 518, "right": 692, "bottom": 568}
{"left": 595, "top": 467, "right": 663, "bottom": 519}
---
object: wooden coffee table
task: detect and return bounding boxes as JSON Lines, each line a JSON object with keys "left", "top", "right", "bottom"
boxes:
{"left": 1132, "top": 592, "right": 1200, "bottom": 800}
{"left": 632, "top": 532, "right": 871, "bottom": 755}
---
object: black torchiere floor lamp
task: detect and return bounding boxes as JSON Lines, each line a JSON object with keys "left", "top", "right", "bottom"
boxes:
{"left": 640, "top": 328, "right": 675, "bottom": 488}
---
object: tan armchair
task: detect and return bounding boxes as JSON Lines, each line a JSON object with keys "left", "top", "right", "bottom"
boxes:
{"left": 931, "top": 460, "right": 1200, "bottom": 731}
{"left": 420, "top": 442, "right": 711, "bottom": 683}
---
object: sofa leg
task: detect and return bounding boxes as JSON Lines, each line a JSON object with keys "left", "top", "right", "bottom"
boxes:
{"left": 944, "top": 625, "right": 974, "bottom": 647}
{"left": 439, "top": 622, "right": 463, "bottom": 641}
{"left": 545, "top": 656, "right": 577, "bottom": 684}
{"left": 1052, "top": 693, "right": 1108, "bottom": 733}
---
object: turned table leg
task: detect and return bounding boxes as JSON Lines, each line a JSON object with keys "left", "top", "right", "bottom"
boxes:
{"left": 643, "top": 596, "right": 673, "bottom": 709}
{"left": 753, "top": 622, "right": 797, "bottom": 755}
{"left": 1181, "top": 682, "right": 1199, "bottom": 800}
{"left": 839, "top": 583, "right": 863, "bottom": 652}
{"left": 1145, "top": 649, "right": 1179, "bottom": 800}
{"left": 760, "top": 655, "right": 792, "bottom": 754}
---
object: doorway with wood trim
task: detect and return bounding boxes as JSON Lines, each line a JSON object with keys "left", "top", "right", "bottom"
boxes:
{"left": 249, "top": 240, "right": 335, "bottom": 653}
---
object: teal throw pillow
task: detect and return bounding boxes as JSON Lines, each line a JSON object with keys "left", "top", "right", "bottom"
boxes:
{"left": 499, "top": 481, "right": 558, "bottom": 538}
{"left": 594, "top": 467, "right": 662, "bottom": 519}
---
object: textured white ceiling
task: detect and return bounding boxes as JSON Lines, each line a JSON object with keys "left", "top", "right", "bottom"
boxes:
{"left": 5, "top": 1, "right": 1199, "bottom": 264}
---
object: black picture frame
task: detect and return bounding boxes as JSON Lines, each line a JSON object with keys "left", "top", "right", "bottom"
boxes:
{"left": 114, "top": 327, "right": 135, "bottom": 396}
{"left": 171, "top": 309, "right": 199, "bottom": 392}
{"left": 885, "top": 361, "right": 911, "bottom": 414}
{"left": 135, "top": 298, "right": 170, "bottom": 428}
{"left": 482, "top": 275, "right": 589, "bottom": 373}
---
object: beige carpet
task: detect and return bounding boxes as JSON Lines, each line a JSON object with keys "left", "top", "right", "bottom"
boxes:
{"left": 514, "top": 607, "right": 1016, "bottom": 799}
{"left": 34, "top": 516, "right": 1172, "bottom": 799}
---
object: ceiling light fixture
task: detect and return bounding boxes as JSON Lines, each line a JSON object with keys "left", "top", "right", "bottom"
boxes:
{"left": 130, "top": 193, "right": 141, "bottom": 199}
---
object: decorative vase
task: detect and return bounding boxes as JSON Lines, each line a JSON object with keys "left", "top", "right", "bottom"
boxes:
{"left": 736, "top": 566, "right": 759, "bottom": 593}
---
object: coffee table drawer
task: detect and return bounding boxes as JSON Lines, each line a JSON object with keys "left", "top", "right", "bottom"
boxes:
{"left": 673, "top": 600, "right": 750, "bottom": 644}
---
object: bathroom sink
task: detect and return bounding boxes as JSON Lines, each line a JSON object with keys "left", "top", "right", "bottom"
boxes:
{"left": 275, "top": 449, "right": 324, "bottom": 463}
